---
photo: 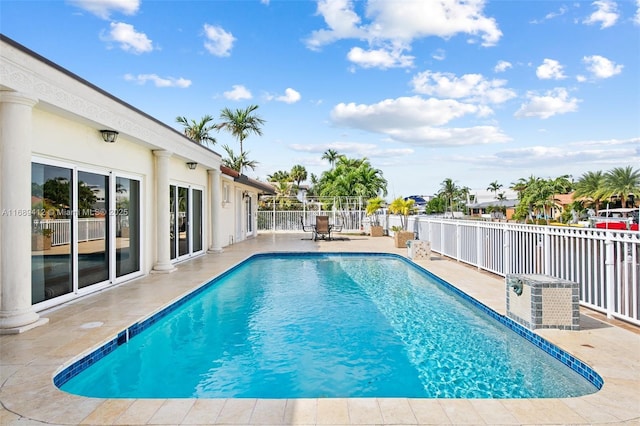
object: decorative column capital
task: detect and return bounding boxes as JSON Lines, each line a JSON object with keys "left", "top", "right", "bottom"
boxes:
{"left": 153, "top": 149, "right": 173, "bottom": 158}
{"left": 0, "top": 91, "right": 38, "bottom": 107}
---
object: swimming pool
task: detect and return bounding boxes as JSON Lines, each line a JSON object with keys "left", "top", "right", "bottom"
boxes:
{"left": 56, "top": 253, "right": 601, "bottom": 399}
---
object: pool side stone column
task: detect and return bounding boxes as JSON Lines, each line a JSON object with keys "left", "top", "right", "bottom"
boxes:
{"left": 152, "top": 150, "right": 175, "bottom": 273}
{"left": 208, "top": 168, "right": 223, "bottom": 253}
{"left": 0, "top": 91, "right": 49, "bottom": 333}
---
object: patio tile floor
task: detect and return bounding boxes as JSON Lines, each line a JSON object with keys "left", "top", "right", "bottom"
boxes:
{"left": 1, "top": 233, "right": 639, "bottom": 425}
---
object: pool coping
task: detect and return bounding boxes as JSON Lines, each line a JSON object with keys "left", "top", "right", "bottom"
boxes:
{"left": 1, "top": 234, "right": 639, "bottom": 425}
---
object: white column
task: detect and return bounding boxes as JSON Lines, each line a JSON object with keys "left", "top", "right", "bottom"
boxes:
{"left": 152, "top": 150, "right": 175, "bottom": 272}
{"left": 0, "top": 92, "right": 48, "bottom": 333}
{"left": 208, "top": 168, "right": 223, "bottom": 253}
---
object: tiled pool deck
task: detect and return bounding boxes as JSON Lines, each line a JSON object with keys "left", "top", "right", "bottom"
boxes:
{"left": 1, "top": 233, "right": 639, "bottom": 425}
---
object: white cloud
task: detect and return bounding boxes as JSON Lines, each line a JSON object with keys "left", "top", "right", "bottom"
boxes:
{"left": 289, "top": 141, "right": 414, "bottom": 158}
{"left": 583, "top": 0, "right": 619, "bottom": 28}
{"left": 329, "top": 96, "right": 509, "bottom": 146}
{"left": 515, "top": 88, "right": 580, "bottom": 119}
{"left": 305, "top": 0, "right": 502, "bottom": 70}
{"left": 203, "top": 24, "right": 235, "bottom": 57}
{"left": 223, "top": 85, "right": 252, "bottom": 100}
{"left": 458, "top": 138, "right": 639, "bottom": 171}
{"left": 536, "top": 59, "right": 566, "bottom": 80}
{"left": 124, "top": 74, "right": 191, "bottom": 88}
{"left": 432, "top": 49, "right": 446, "bottom": 61}
{"left": 305, "top": 0, "right": 366, "bottom": 50}
{"left": 411, "top": 71, "right": 516, "bottom": 104}
{"left": 331, "top": 96, "right": 487, "bottom": 129}
{"left": 347, "top": 46, "right": 414, "bottom": 69}
{"left": 386, "top": 125, "right": 511, "bottom": 146}
{"left": 68, "top": 0, "right": 139, "bottom": 19}
{"left": 530, "top": 5, "right": 568, "bottom": 24}
{"left": 276, "top": 88, "right": 302, "bottom": 104}
{"left": 494, "top": 60, "right": 512, "bottom": 73}
{"left": 100, "top": 22, "right": 153, "bottom": 54}
{"left": 635, "top": 0, "right": 640, "bottom": 25}
{"left": 583, "top": 55, "right": 623, "bottom": 79}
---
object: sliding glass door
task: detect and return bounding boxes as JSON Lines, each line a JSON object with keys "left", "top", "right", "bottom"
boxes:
{"left": 77, "top": 171, "right": 109, "bottom": 289}
{"left": 31, "top": 161, "right": 141, "bottom": 306}
{"left": 31, "top": 163, "right": 73, "bottom": 303}
{"left": 170, "top": 185, "right": 203, "bottom": 261}
{"left": 116, "top": 177, "right": 140, "bottom": 277}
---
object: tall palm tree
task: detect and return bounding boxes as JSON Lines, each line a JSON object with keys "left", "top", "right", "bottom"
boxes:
{"left": 217, "top": 105, "right": 266, "bottom": 165}
{"left": 438, "top": 178, "right": 459, "bottom": 214}
{"left": 221, "top": 145, "right": 258, "bottom": 173}
{"left": 321, "top": 149, "right": 340, "bottom": 169}
{"left": 573, "top": 171, "right": 605, "bottom": 211}
{"left": 267, "top": 170, "right": 291, "bottom": 183}
{"left": 289, "top": 165, "right": 308, "bottom": 189}
{"left": 602, "top": 166, "right": 640, "bottom": 207}
{"left": 487, "top": 180, "right": 503, "bottom": 199}
{"left": 176, "top": 115, "right": 217, "bottom": 148}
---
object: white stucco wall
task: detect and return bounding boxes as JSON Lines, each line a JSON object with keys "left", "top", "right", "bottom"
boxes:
{"left": 1, "top": 35, "right": 224, "bottom": 321}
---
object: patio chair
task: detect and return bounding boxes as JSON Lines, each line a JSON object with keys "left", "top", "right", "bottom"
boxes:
{"left": 301, "top": 217, "right": 316, "bottom": 239}
{"left": 314, "top": 216, "right": 331, "bottom": 241}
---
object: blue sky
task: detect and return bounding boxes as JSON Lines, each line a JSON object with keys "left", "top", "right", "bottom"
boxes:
{"left": 2, "top": 0, "right": 639, "bottom": 197}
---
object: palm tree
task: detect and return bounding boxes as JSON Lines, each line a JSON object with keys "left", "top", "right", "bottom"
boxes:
{"left": 602, "top": 166, "right": 640, "bottom": 207}
{"left": 573, "top": 171, "right": 606, "bottom": 211}
{"left": 438, "top": 178, "right": 459, "bottom": 214}
{"left": 221, "top": 145, "right": 258, "bottom": 172}
{"left": 388, "top": 197, "right": 416, "bottom": 230}
{"left": 176, "top": 115, "right": 217, "bottom": 148}
{"left": 217, "top": 105, "right": 266, "bottom": 166}
{"left": 487, "top": 180, "right": 503, "bottom": 199}
{"left": 267, "top": 170, "right": 291, "bottom": 183}
{"left": 321, "top": 149, "right": 340, "bottom": 169}
{"left": 289, "top": 165, "right": 308, "bottom": 189}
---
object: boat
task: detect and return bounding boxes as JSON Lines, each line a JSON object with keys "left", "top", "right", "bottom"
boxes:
{"left": 591, "top": 208, "right": 639, "bottom": 231}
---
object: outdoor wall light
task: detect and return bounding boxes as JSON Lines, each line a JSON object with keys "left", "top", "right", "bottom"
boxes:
{"left": 99, "top": 129, "right": 119, "bottom": 143}
{"left": 242, "top": 191, "right": 249, "bottom": 198}
{"left": 186, "top": 162, "right": 198, "bottom": 170}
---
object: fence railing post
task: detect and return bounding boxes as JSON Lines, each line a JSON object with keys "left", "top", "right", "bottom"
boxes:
{"left": 605, "top": 233, "right": 615, "bottom": 319}
{"left": 503, "top": 227, "right": 510, "bottom": 275}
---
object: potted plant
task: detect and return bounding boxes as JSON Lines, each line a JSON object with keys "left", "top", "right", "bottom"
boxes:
{"left": 32, "top": 228, "right": 53, "bottom": 251}
{"left": 365, "top": 196, "right": 385, "bottom": 237}
{"left": 388, "top": 197, "right": 416, "bottom": 248}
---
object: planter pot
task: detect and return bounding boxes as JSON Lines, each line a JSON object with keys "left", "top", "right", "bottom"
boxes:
{"left": 120, "top": 226, "right": 130, "bottom": 238}
{"left": 32, "top": 235, "right": 52, "bottom": 251}
{"left": 370, "top": 225, "right": 384, "bottom": 237}
{"left": 394, "top": 231, "right": 413, "bottom": 248}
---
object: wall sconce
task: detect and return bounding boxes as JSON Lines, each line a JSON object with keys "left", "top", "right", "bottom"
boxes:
{"left": 99, "top": 129, "right": 119, "bottom": 143}
{"left": 186, "top": 162, "right": 198, "bottom": 170}
{"left": 242, "top": 191, "right": 249, "bottom": 199}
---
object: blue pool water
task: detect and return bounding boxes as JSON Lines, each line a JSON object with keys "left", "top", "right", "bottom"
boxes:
{"left": 58, "top": 253, "right": 600, "bottom": 399}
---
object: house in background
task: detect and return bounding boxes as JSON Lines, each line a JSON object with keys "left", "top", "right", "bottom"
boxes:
{"left": 0, "top": 35, "right": 266, "bottom": 334}
{"left": 219, "top": 165, "right": 275, "bottom": 246}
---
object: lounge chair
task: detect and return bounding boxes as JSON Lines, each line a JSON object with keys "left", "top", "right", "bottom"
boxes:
{"left": 314, "top": 216, "right": 331, "bottom": 241}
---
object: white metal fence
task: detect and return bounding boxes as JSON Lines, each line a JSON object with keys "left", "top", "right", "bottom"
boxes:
{"left": 257, "top": 210, "right": 640, "bottom": 326}
{"left": 399, "top": 216, "right": 639, "bottom": 326}
{"left": 257, "top": 210, "right": 365, "bottom": 232}
{"left": 34, "top": 218, "right": 106, "bottom": 246}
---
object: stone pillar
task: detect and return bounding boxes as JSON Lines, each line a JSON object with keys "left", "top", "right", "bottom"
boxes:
{"left": 0, "top": 91, "right": 48, "bottom": 333}
{"left": 208, "top": 168, "right": 223, "bottom": 253}
{"left": 152, "top": 150, "right": 175, "bottom": 272}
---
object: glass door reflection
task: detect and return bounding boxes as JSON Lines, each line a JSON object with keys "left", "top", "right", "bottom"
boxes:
{"left": 31, "top": 163, "right": 73, "bottom": 303}
{"left": 178, "top": 186, "right": 189, "bottom": 257}
{"left": 77, "top": 171, "right": 109, "bottom": 289}
{"left": 116, "top": 177, "right": 140, "bottom": 277}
